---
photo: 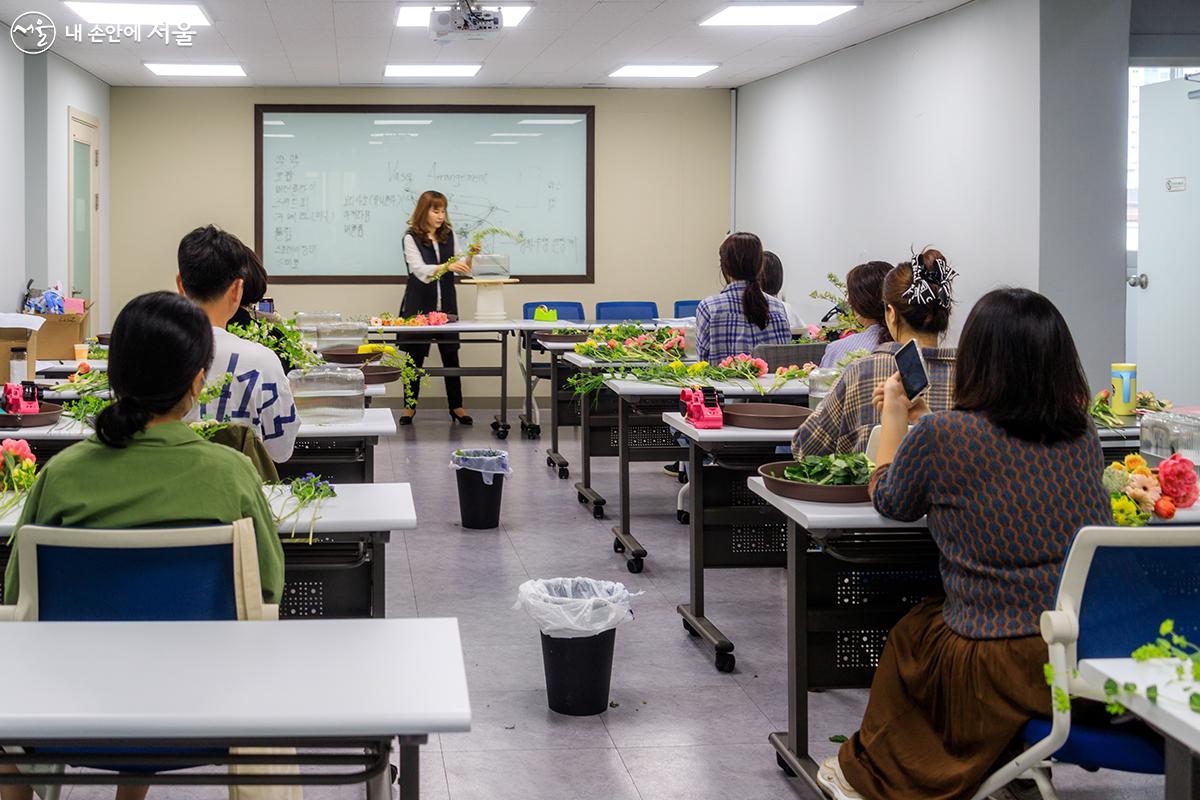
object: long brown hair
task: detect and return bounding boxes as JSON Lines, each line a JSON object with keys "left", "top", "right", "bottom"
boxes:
{"left": 719, "top": 232, "right": 769, "bottom": 330}
{"left": 408, "top": 190, "right": 452, "bottom": 244}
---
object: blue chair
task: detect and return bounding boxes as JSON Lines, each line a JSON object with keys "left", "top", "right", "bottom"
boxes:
{"left": 673, "top": 300, "right": 700, "bottom": 319}
{"left": 970, "top": 525, "right": 1195, "bottom": 800}
{"left": 595, "top": 301, "right": 658, "bottom": 322}
{"left": 0, "top": 521, "right": 273, "bottom": 792}
{"left": 522, "top": 301, "right": 585, "bottom": 321}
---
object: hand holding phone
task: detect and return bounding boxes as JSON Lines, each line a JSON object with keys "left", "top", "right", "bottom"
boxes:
{"left": 894, "top": 339, "right": 930, "bottom": 401}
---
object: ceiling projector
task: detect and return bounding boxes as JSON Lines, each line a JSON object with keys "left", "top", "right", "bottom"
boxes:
{"left": 430, "top": 1, "right": 503, "bottom": 43}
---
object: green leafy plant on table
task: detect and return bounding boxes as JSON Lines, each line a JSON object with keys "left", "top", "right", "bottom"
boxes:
{"left": 783, "top": 454, "right": 874, "bottom": 486}
{"left": 270, "top": 472, "right": 337, "bottom": 544}
{"left": 567, "top": 356, "right": 811, "bottom": 401}
{"left": 229, "top": 318, "right": 323, "bottom": 371}
{"left": 1046, "top": 620, "right": 1200, "bottom": 717}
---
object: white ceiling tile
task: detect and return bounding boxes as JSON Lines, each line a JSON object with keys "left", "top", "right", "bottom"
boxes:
{"left": 266, "top": 0, "right": 335, "bottom": 32}
{"left": 332, "top": 0, "right": 396, "bottom": 35}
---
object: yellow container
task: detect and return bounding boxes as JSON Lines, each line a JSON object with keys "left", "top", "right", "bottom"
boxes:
{"left": 1111, "top": 363, "right": 1137, "bottom": 415}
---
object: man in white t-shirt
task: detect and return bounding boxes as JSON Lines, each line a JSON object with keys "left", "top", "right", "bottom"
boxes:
{"left": 177, "top": 225, "right": 298, "bottom": 463}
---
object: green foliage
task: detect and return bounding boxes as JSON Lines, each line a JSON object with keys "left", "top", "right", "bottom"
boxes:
{"left": 808, "top": 272, "right": 861, "bottom": 334}
{"left": 783, "top": 454, "right": 875, "bottom": 487}
{"left": 229, "top": 318, "right": 322, "bottom": 370}
{"left": 1043, "top": 663, "right": 1056, "bottom": 686}
{"left": 271, "top": 472, "right": 336, "bottom": 544}
{"left": 1053, "top": 687, "right": 1072, "bottom": 714}
{"left": 189, "top": 419, "right": 231, "bottom": 441}
{"left": 379, "top": 349, "right": 428, "bottom": 408}
{"left": 63, "top": 394, "right": 112, "bottom": 424}
{"left": 54, "top": 369, "right": 109, "bottom": 396}
{"left": 828, "top": 735, "right": 848, "bottom": 744}
{"left": 197, "top": 372, "right": 233, "bottom": 407}
{"left": 1147, "top": 685, "right": 1158, "bottom": 705}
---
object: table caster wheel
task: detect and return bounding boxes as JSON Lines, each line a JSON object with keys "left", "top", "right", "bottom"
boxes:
{"left": 683, "top": 619, "right": 699, "bottom": 637}
{"left": 546, "top": 456, "right": 555, "bottom": 467}
{"left": 558, "top": 467, "right": 570, "bottom": 480}
{"left": 715, "top": 651, "right": 736, "bottom": 673}
{"left": 676, "top": 510, "right": 689, "bottom": 525}
{"left": 593, "top": 505, "right": 605, "bottom": 520}
{"left": 613, "top": 537, "right": 626, "bottom": 553}
{"left": 496, "top": 429, "right": 509, "bottom": 440}
{"left": 626, "top": 557, "right": 644, "bottom": 574}
{"left": 490, "top": 420, "right": 500, "bottom": 431}
{"left": 530, "top": 425, "right": 541, "bottom": 438}
{"left": 578, "top": 492, "right": 588, "bottom": 504}
{"left": 776, "top": 753, "right": 797, "bottom": 777}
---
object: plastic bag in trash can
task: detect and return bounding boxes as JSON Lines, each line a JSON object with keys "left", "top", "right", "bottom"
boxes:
{"left": 514, "top": 577, "right": 641, "bottom": 639}
{"left": 449, "top": 449, "right": 512, "bottom": 486}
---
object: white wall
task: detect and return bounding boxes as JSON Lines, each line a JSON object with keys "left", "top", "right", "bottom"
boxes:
{"left": 0, "top": 27, "right": 26, "bottom": 312}
{"left": 735, "top": 0, "right": 1041, "bottom": 340}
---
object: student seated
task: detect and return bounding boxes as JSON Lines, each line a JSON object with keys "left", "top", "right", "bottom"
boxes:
{"left": 1, "top": 292, "right": 285, "bottom": 800}
{"left": 817, "top": 288, "right": 1109, "bottom": 800}
{"left": 759, "top": 250, "right": 806, "bottom": 329}
{"left": 177, "top": 225, "right": 298, "bottom": 463}
{"left": 695, "top": 232, "right": 791, "bottom": 362}
{"left": 819, "top": 260, "right": 892, "bottom": 368}
{"left": 793, "top": 248, "right": 957, "bottom": 456}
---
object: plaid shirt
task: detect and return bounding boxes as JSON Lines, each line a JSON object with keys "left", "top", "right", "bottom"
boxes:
{"left": 792, "top": 342, "right": 957, "bottom": 456}
{"left": 696, "top": 280, "right": 792, "bottom": 362}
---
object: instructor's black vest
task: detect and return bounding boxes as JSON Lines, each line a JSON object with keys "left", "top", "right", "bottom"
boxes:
{"left": 401, "top": 230, "right": 458, "bottom": 316}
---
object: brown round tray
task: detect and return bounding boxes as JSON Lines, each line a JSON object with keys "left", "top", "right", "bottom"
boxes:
{"left": 724, "top": 403, "right": 812, "bottom": 429}
{"left": 321, "top": 346, "right": 382, "bottom": 365}
{"left": 758, "top": 461, "right": 870, "bottom": 503}
{"left": 0, "top": 401, "right": 64, "bottom": 429}
{"left": 534, "top": 332, "right": 588, "bottom": 344}
{"left": 360, "top": 365, "right": 402, "bottom": 385}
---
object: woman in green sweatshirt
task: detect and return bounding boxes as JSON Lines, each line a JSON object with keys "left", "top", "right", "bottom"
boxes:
{"left": 3, "top": 291, "right": 284, "bottom": 607}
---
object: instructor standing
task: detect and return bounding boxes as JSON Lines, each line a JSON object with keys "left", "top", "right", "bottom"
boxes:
{"left": 399, "top": 189, "right": 473, "bottom": 425}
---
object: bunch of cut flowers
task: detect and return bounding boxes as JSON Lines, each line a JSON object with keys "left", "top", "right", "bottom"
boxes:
{"left": 1104, "top": 453, "right": 1198, "bottom": 526}
{"left": 0, "top": 439, "right": 37, "bottom": 518}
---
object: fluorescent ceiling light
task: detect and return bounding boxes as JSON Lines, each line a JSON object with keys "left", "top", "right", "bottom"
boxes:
{"left": 374, "top": 119, "right": 432, "bottom": 125}
{"left": 385, "top": 64, "right": 481, "bottom": 78}
{"left": 263, "top": 133, "right": 294, "bottom": 138}
{"left": 263, "top": 120, "right": 285, "bottom": 126}
{"left": 368, "top": 141, "right": 383, "bottom": 145}
{"left": 396, "top": 5, "right": 531, "bottom": 27}
{"left": 491, "top": 132, "right": 542, "bottom": 137}
{"left": 517, "top": 119, "right": 581, "bottom": 125}
{"left": 475, "top": 141, "right": 518, "bottom": 144}
{"left": 610, "top": 65, "right": 717, "bottom": 78}
{"left": 65, "top": 2, "right": 211, "bottom": 25}
{"left": 700, "top": 4, "right": 856, "bottom": 26}
{"left": 145, "top": 63, "right": 245, "bottom": 77}
{"left": 370, "top": 132, "right": 420, "bottom": 137}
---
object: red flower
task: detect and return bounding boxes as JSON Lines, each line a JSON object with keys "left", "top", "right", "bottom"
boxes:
{"left": 839, "top": 329, "right": 855, "bottom": 339}
{"left": 1, "top": 438, "right": 34, "bottom": 464}
{"left": 1159, "top": 453, "right": 1198, "bottom": 508}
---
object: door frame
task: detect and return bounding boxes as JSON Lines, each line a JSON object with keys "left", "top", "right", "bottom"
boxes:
{"left": 67, "top": 106, "right": 100, "bottom": 333}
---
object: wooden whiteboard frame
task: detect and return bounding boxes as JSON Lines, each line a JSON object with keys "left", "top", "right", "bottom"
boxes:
{"left": 254, "top": 104, "right": 595, "bottom": 285}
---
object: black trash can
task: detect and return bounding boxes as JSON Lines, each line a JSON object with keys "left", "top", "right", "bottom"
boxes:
{"left": 456, "top": 468, "right": 505, "bottom": 529}
{"left": 540, "top": 628, "right": 616, "bottom": 716}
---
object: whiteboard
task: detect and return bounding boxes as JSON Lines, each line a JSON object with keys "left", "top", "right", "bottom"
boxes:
{"left": 255, "top": 106, "right": 593, "bottom": 283}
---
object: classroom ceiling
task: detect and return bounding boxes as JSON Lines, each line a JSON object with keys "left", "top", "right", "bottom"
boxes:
{"left": 2, "top": 0, "right": 971, "bottom": 88}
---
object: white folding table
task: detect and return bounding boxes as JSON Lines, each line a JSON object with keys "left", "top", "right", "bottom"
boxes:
{"left": 0, "top": 618, "right": 470, "bottom": 800}
{"left": 1, "top": 482, "right": 416, "bottom": 619}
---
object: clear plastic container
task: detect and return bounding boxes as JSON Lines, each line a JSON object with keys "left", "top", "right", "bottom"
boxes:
{"left": 1140, "top": 411, "right": 1200, "bottom": 469}
{"left": 316, "top": 321, "right": 368, "bottom": 353}
{"left": 471, "top": 254, "right": 511, "bottom": 278}
{"left": 294, "top": 311, "right": 342, "bottom": 344}
{"left": 288, "top": 366, "right": 365, "bottom": 424}
{"left": 806, "top": 367, "right": 840, "bottom": 410}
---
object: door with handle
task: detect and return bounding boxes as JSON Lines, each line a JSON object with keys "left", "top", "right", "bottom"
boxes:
{"left": 1135, "top": 78, "right": 1200, "bottom": 404}
{"left": 68, "top": 108, "right": 100, "bottom": 329}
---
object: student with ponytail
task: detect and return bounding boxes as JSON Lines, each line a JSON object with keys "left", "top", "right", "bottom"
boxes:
{"left": 695, "top": 232, "right": 791, "bottom": 362}
{"left": 3, "top": 292, "right": 283, "bottom": 609}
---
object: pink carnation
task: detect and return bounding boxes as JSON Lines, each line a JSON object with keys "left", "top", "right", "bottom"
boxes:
{"left": 1159, "top": 454, "right": 1199, "bottom": 508}
{"left": 719, "top": 356, "right": 734, "bottom": 368}
{"left": 751, "top": 358, "right": 768, "bottom": 377}
{"left": 2, "top": 438, "right": 34, "bottom": 464}
{"left": 625, "top": 338, "right": 636, "bottom": 346}
{"left": 805, "top": 324, "right": 821, "bottom": 339}
{"left": 735, "top": 353, "right": 750, "bottom": 363}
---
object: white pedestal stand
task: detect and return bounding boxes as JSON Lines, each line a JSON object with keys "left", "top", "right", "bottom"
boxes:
{"left": 461, "top": 278, "right": 520, "bottom": 322}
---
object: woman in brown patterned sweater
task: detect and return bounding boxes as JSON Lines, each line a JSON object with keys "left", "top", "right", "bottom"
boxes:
{"left": 817, "top": 288, "right": 1110, "bottom": 800}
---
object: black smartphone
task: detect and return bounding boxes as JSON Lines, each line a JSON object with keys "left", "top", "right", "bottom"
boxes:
{"left": 894, "top": 339, "right": 930, "bottom": 400}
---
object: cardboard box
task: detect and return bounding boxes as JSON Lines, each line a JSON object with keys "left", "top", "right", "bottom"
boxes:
{"left": 32, "top": 312, "right": 88, "bottom": 359}
{"left": 0, "top": 314, "right": 43, "bottom": 383}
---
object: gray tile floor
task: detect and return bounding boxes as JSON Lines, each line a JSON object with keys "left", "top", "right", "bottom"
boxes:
{"left": 66, "top": 406, "right": 1165, "bottom": 800}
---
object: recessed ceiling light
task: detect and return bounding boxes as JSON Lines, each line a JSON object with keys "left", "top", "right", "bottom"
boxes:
{"left": 65, "top": 2, "right": 211, "bottom": 25}
{"left": 516, "top": 119, "right": 582, "bottom": 125}
{"left": 491, "top": 132, "right": 542, "bottom": 137}
{"left": 263, "top": 133, "right": 294, "bottom": 138}
{"left": 385, "top": 64, "right": 481, "bottom": 78}
{"left": 263, "top": 120, "right": 285, "bottom": 126}
{"left": 368, "top": 141, "right": 383, "bottom": 145}
{"left": 475, "top": 140, "right": 518, "bottom": 144}
{"left": 145, "top": 63, "right": 245, "bottom": 77}
{"left": 396, "top": 5, "right": 531, "bottom": 27}
{"left": 609, "top": 65, "right": 717, "bottom": 78}
{"left": 700, "top": 4, "right": 857, "bottom": 26}
{"left": 370, "top": 132, "right": 420, "bottom": 137}
{"left": 374, "top": 119, "right": 433, "bottom": 125}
